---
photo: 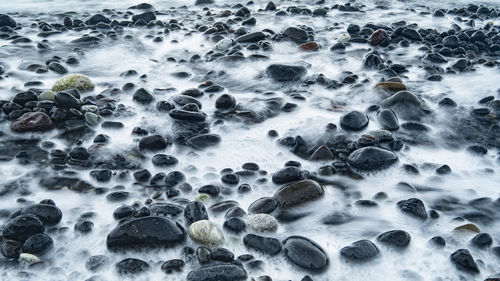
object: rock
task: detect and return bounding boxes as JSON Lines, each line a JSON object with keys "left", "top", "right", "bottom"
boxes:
{"left": 397, "top": 198, "right": 428, "bottom": 220}
{"left": 283, "top": 27, "right": 308, "bottom": 44}
{"left": 184, "top": 201, "right": 209, "bottom": 225}
{"left": 283, "top": 236, "right": 328, "bottom": 270}
{"left": 106, "top": 216, "right": 186, "bottom": 250}
{"left": 86, "top": 14, "right": 110, "bottom": 25}
{"left": 322, "top": 211, "right": 352, "bottom": 225}
{"left": 85, "top": 112, "right": 99, "bottom": 126}
{"left": 195, "top": 0, "right": 214, "bottom": 5}
{"left": 442, "top": 35, "right": 459, "bottom": 48}
{"left": 347, "top": 147, "right": 398, "bottom": 170}
{"left": 161, "top": 259, "right": 185, "bottom": 274}
{"left": 272, "top": 166, "right": 303, "bottom": 184}
{"left": 210, "top": 247, "right": 234, "bottom": 262}
{"left": 21, "top": 204, "right": 62, "bottom": 225}
{"left": 138, "top": 135, "right": 169, "bottom": 151}
{"left": 48, "top": 62, "right": 68, "bottom": 74}
{"left": 21, "top": 233, "right": 53, "bottom": 255}
{"left": 298, "top": 42, "right": 319, "bottom": 52}
{"left": 214, "top": 38, "right": 233, "bottom": 51}
{"left": 470, "top": 233, "right": 492, "bottom": 248}
{"left": 244, "top": 234, "right": 282, "bottom": 255}
{"left": 340, "top": 240, "right": 379, "bottom": 262}
{"left": 13, "top": 91, "right": 38, "bottom": 105}
{"left": 19, "top": 253, "right": 40, "bottom": 264}
{"left": 133, "top": 88, "right": 154, "bottom": 104}
{"left": 246, "top": 214, "right": 278, "bottom": 232}
{"left": 248, "top": 197, "right": 278, "bottom": 214}
{"left": 337, "top": 33, "right": 351, "bottom": 43}
{"left": 377, "top": 109, "right": 399, "bottom": 131}
{"left": 273, "top": 180, "right": 324, "bottom": 208}
{"left": 2, "top": 215, "right": 45, "bottom": 242}
{"left": 309, "top": 145, "right": 334, "bottom": 161}
{"left": 187, "top": 265, "right": 247, "bottom": 281}
{"left": 223, "top": 217, "right": 246, "bottom": 233}
{"left": 340, "top": 111, "right": 369, "bottom": 131}
{"left": 39, "top": 90, "right": 55, "bottom": 101}
{"left": 169, "top": 109, "right": 206, "bottom": 122}
{"left": 235, "top": 32, "right": 266, "bottom": 43}
{"left": 188, "top": 220, "right": 224, "bottom": 245}
{"left": 374, "top": 82, "right": 407, "bottom": 93}
{"left": 402, "top": 28, "right": 422, "bottom": 41}
{"left": 132, "top": 12, "right": 156, "bottom": 23}
{"left": 450, "top": 249, "right": 479, "bottom": 274}
{"left": 215, "top": 94, "right": 236, "bottom": 111}
{"left": 11, "top": 112, "right": 53, "bottom": 132}
{"left": 377, "top": 230, "right": 411, "bottom": 248}
{"left": 86, "top": 255, "right": 111, "bottom": 272}
{"left": 116, "top": 258, "right": 150, "bottom": 275}
{"left": 52, "top": 74, "right": 94, "bottom": 93}
{"left": 368, "top": 29, "right": 388, "bottom": 46}
{"left": 0, "top": 14, "right": 16, "bottom": 28}
{"left": 55, "top": 91, "right": 80, "bottom": 108}
{"left": 454, "top": 223, "right": 480, "bottom": 233}
{"left": 266, "top": 64, "right": 307, "bottom": 82}
{"left": 187, "top": 134, "right": 221, "bottom": 149}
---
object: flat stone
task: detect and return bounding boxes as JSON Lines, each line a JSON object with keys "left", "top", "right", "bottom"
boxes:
{"left": 283, "top": 236, "right": 328, "bottom": 270}
{"left": 347, "top": 147, "right": 398, "bottom": 170}
{"left": 244, "top": 234, "right": 282, "bottom": 255}
{"left": 187, "top": 265, "right": 247, "bottom": 281}
{"left": 274, "top": 180, "right": 324, "bottom": 208}
{"left": 11, "top": 112, "right": 53, "bottom": 132}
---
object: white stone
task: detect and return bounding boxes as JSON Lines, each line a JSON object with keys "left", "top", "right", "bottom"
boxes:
{"left": 188, "top": 220, "right": 224, "bottom": 245}
{"left": 246, "top": 214, "right": 278, "bottom": 232}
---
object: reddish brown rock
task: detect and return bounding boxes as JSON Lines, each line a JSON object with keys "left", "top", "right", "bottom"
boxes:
{"left": 298, "top": 41, "right": 319, "bottom": 52}
{"left": 368, "top": 29, "right": 388, "bottom": 46}
{"left": 11, "top": 112, "right": 53, "bottom": 132}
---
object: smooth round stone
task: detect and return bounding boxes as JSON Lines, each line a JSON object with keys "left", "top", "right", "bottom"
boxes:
{"left": 340, "top": 240, "right": 379, "bottom": 262}
{"left": 2, "top": 215, "right": 45, "bottom": 242}
{"left": 214, "top": 38, "right": 233, "bottom": 51}
{"left": 39, "top": 90, "right": 55, "bottom": 101}
{"left": 187, "top": 134, "right": 221, "bottom": 149}
{"left": 138, "top": 135, "right": 169, "bottom": 151}
{"left": 340, "top": 111, "right": 369, "bottom": 131}
{"left": 187, "top": 265, "right": 247, "bottom": 281}
{"left": 377, "top": 230, "right": 411, "bottom": 248}
{"left": 309, "top": 145, "right": 334, "bottom": 161}
{"left": 470, "top": 233, "right": 492, "bottom": 248}
{"left": 243, "top": 234, "right": 282, "bottom": 255}
{"left": 188, "top": 220, "right": 224, "bottom": 246}
{"left": 22, "top": 233, "right": 53, "bottom": 255}
{"left": 85, "top": 112, "right": 99, "bottom": 126}
{"left": 450, "top": 249, "right": 479, "bottom": 274}
{"left": 116, "top": 258, "right": 150, "bottom": 275}
{"left": 273, "top": 180, "right": 324, "bottom": 209}
{"left": 86, "top": 255, "right": 110, "bottom": 272}
{"left": 442, "top": 35, "right": 459, "bottom": 48}
{"left": 223, "top": 217, "right": 246, "bottom": 233}
{"left": 266, "top": 64, "right": 307, "bottom": 82}
{"left": 246, "top": 214, "right": 278, "bottom": 232}
{"left": 347, "top": 147, "right": 398, "bottom": 170}
{"left": 161, "top": 259, "right": 185, "bottom": 274}
{"left": 282, "top": 236, "right": 328, "bottom": 270}
{"left": 184, "top": 201, "right": 209, "bottom": 225}
{"left": 271, "top": 166, "right": 303, "bottom": 184}
{"left": 210, "top": 247, "right": 234, "bottom": 262}
{"left": 55, "top": 91, "right": 80, "bottom": 108}
{"left": 106, "top": 216, "right": 186, "bottom": 250}
{"left": 133, "top": 88, "right": 154, "bottom": 104}
{"left": 52, "top": 74, "right": 94, "bottom": 93}
{"left": 11, "top": 112, "right": 53, "bottom": 132}
{"left": 397, "top": 198, "right": 428, "bottom": 220}
{"left": 248, "top": 197, "right": 278, "bottom": 214}
{"left": 21, "top": 204, "right": 62, "bottom": 225}
{"left": 377, "top": 109, "right": 399, "bottom": 131}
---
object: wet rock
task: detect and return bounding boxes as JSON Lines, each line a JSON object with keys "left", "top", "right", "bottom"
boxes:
{"left": 273, "top": 180, "right": 324, "bottom": 208}
{"left": 283, "top": 236, "right": 328, "bottom": 270}
{"left": 0, "top": 14, "right": 16, "bottom": 28}
{"left": 377, "top": 230, "right": 411, "bottom": 248}
{"left": 430, "top": 236, "right": 446, "bottom": 247}
{"left": 21, "top": 204, "right": 62, "bottom": 225}
{"left": 210, "top": 247, "right": 234, "bottom": 262}
{"left": 152, "top": 154, "right": 178, "bottom": 166}
{"left": 322, "top": 211, "right": 352, "bottom": 225}
{"left": 374, "top": 82, "right": 408, "bottom": 93}
{"left": 132, "top": 12, "right": 156, "bottom": 23}
{"left": 13, "top": 91, "right": 37, "bottom": 105}
{"left": 454, "top": 223, "right": 480, "bottom": 233}
{"left": 283, "top": 27, "right": 308, "bottom": 44}
{"left": 52, "top": 74, "right": 94, "bottom": 93}
{"left": 450, "top": 249, "right": 479, "bottom": 274}
{"left": 116, "top": 258, "right": 150, "bottom": 275}
{"left": 21, "top": 233, "right": 53, "bottom": 255}
{"left": 397, "top": 198, "right": 428, "bottom": 220}
{"left": 11, "top": 112, "right": 53, "bottom": 132}
{"left": 55, "top": 91, "right": 80, "bottom": 108}
{"left": 184, "top": 201, "right": 209, "bottom": 225}
{"left": 169, "top": 109, "right": 206, "bottom": 122}
{"left": 138, "top": 135, "right": 169, "bottom": 151}
{"left": 223, "top": 217, "right": 246, "bottom": 233}
{"left": 2, "top": 240, "right": 22, "bottom": 259}
{"left": 340, "top": 240, "right": 379, "bottom": 262}
{"left": 215, "top": 94, "right": 236, "bottom": 111}
{"left": 470, "top": 233, "right": 492, "bottom": 248}
{"left": 86, "top": 14, "right": 110, "bottom": 25}
{"left": 161, "top": 259, "right": 184, "bottom": 274}
{"left": 106, "top": 216, "right": 186, "bottom": 250}
{"left": 377, "top": 109, "right": 399, "bottom": 131}
{"left": 248, "top": 197, "right": 278, "bottom": 214}
{"left": 187, "top": 134, "right": 221, "bottom": 149}
{"left": 298, "top": 42, "right": 319, "bottom": 52}
{"left": 2, "top": 215, "right": 45, "bottom": 242}
{"left": 235, "top": 32, "right": 266, "bottom": 43}
{"left": 187, "top": 265, "right": 247, "bottom": 281}
{"left": 86, "top": 255, "right": 110, "bottom": 272}
{"left": 368, "top": 29, "right": 388, "bottom": 46}
{"left": 266, "top": 64, "right": 307, "bottom": 82}
{"left": 442, "top": 35, "right": 459, "bottom": 48}
{"left": 402, "top": 28, "right": 422, "bottom": 41}
{"left": 271, "top": 166, "right": 303, "bottom": 184}
{"left": 340, "top": 111, "right": 369, "bottom": 131}
{"left": 133, "top": 88, "right": 154, "bottom": 104}
{"left": 309, "top": 145, "right": 334, "bottom": 161}
{"left": 246, "top": 214, "right": 278, "bottom": 232}
{"left": 347, "top": 147, "right": 398, "bottom": 170}
{"left": 195, "top": 0, "right": 214, "bottom": 5}
{"left": 243, "top": 234, "right": 282, "bottom": 255}
{"left": 48, "top": 62, "right": 68, "bottom": 74}
{"left": 188, "top": 220, "right": 224, "bottom": 245}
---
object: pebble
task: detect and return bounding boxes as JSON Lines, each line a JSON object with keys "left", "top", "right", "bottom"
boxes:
{"left": 266, "top": 64, "right": 307, "bottom": 82}
{"left": 243, "top": 234, "right": 282, "bottom": 255}
{"left": 397, "top": 198, "right": 428, "bottom": 220}
{"left": 116, "top": 258, "right": 150, "bottom": 275}
{"left": 340, "top": 111, "right": 369, "bottom": 131}
{"left": 187, "top": 265, "right": 247, "bottom": 281}
{"left": 188, "top": 220, "right": 224, "bottom": 245}
{"left": 347, "top": 147, "right": 398, "bottom": 170}
{"left": 340, "top": 240, "right": 379, "bottom": 262}
{"left": 283, "top": 236, "right": 328, "bottom": 270}
{"left": 11, "top": 112, "right": 53, "bottom": 132}
{"left": 52, "top": 74, "right": 94, "bottom": 93}
{"left": 377, "top": 230, "right": 411, "bottom": 248}
{"left": 246, "top": 214, "right": 278, "bottom": 232}
{"left": 450, "top": 249, "right": 479, "bottom": 274}
{"left": 273, "top": 179, "right": 324, "bottom": 208}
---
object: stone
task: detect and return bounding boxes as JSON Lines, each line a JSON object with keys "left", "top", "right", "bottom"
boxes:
{"left": 214, "top": 38, "right": 233, "bottom": 51}
{"left": 187, "top": 265, "right": 247, "bottom": 281}
{"left": 309, "top": 145, "right": 334, "bottom": 161}
{"left": 2, "top": 215, "right": 45, "bottom": 242}
{"left": 11, "top": 112, "right": 53, "bottom": 132}
{"left": 133, "top": 88, "right": 154, "bottom": 104}
{"left": 21, "top": 204, "right": 62, "bottom": 225}
{"left": 450, "top": 249, "right": 479, "bottom": 274}
{"left": 184, "top": 201, "right": 209, "bottom": 225}
{"left": 19, "top": 253, "right": 40, "bottom": 264}
{"left": 106, "top": 216, "right": 186, "bottom": 250}
{"left": 195, "top": 0, "right": 214, "bottom": 5}
{"left": 298, "top": 42, "right": 319, "bottom": 52}
{"left": 442, "top": 35, "right": 459, "bottom": 48}
{"left": 271, "top": 166, "right": 303, "bottom": 184}
{"left": 161, "top": 259, "right": 185, "bottom": 274}
{"left": 0, "top": 14, "right": 16, "bottom": 28}
{"left": 340, "top": 111, "right": 369, "bottom": 131}
{"left": 397, "top": 198, "right": 428, "bottom": 220}
{"left": 187, "top": 134, "right": 221, "bottom": 149}
{"left": 139, "top": 135, "right": 169, "bottom": 151}
{"left": 210, "top": 247, "right": 234, "bottom": 262}
{"left": 283, "top": 27, "right": 308, "bottom": 44}
{"left": 132, "top": 12, "right": 156, "bottom": 23}
{"left": 454, "top": 223, "right": 480, "bottom": 233}
{"left": 470, "top": 233, "right": 492, "bottom": 248}
{"left": 48, "top": 62, "right": 68, "bottom": 74}
{"left": 13, "top": 91, "right": 38, "bottom": 105}
{"left": 340, "top": 240, "right": 379, "bottom": 262}
{"left": 377, "top": 109, "right": 399, "bottom": 131}
{"left": 273, "top": 180, "right": 324, "bottom": 208}
{"left": 188, "top": 220, "right": 224, "bottom": 246}
{"left": 243, "top": 234, "right": 282, "bottom": 255}
{"left": 283, "top": 236, "right": 328, "bottom": 270}
{"left": 246, "top": 214, "right": 278, "bottom": 232}
{"left": 322, "top": 211, "right": 352, "bottom": 225}
{"left": 266, "top": 64, "right": 307, "bottom": 82}
{"left": 248, "top": 197, "right": 278, "bottom": 214}
{"left": 347, "top": 147, "right": 398, "bottom": 170}
{"left": 86, "top": 255, "right": 110, "bottom": 272}
{"left": 377, "top": 230, "right": 411, "bottom": 248}
{"left": 169, "top": 109, "right": 206, "bottom": 122}
{"left": 235, "top": 32, "right": 266, "bottom": 43}
{"left": 52, "top": 74, "right": 94, "bottom": 93}
{"left": 368, "top": 29, "right": 388, "bottom": 46}
{"left": 21, "top": 233, "right": 53, "bottom": 255}
{"left": 374, "top": 82, "right": 407, "bottom": 93}
{"left": 39, "top": 90, "right": 55, "bottom": 101}
{"left": 215, "top": 94, "right": 236, "bottom": 111}
{"left": 55, "top": 91, "right": 80, "bottom": 108}
{"left": 116, "top": 258, "right": 150, "bottom": 275}
{"left": 223, "top": 217, "right": 246, "bottom": 233}
{"left": 86, "top": 14, "right": 110, "bottom": 25}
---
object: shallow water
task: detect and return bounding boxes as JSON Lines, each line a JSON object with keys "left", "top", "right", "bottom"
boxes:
{"left": 1, "top": 0, "right": 500, "bottom": 280}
